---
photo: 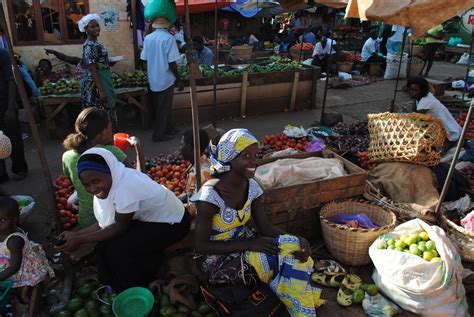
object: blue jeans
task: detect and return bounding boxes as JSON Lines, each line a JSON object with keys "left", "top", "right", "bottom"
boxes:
{"left": 386, "top": 40, "right": 401, "bottom": 53}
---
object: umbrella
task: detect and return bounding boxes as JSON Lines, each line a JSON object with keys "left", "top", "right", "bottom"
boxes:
{"left": 175, "top": 0, "right": 234, "bottom": 15}
{"left": 315, "top": 0, "right": 348, "bottom": 9}
{"left": 345, "top": 0, "right": 474, "bottom": 37}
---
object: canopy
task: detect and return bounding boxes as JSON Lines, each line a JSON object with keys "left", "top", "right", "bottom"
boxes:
{"left": 223, "top": 0, "right": 286, "bottom": 18}
{"left": 176, "top": 0, "right": 234, "bottom": 15}
{"left": 315, "top": 0, "right": 348, "bottom": 9}
{"left": 345, "top": 0, "right": 474, "bottom": 37}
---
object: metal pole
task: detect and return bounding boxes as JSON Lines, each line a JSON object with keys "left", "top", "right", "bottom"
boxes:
{"left": 212, "top": 0, "right": 218, "bottom": 127}
{"left": 0, "top": 4, "right": 61, "bottom": 231}
{"left": 184, "top": 0, "right": 202, "bottom": 189}
{"left": 390, "top": 28, "right": 408, "bottom": 112}
{"left": 131, "top": 0, "right": 140, "bottom": 69}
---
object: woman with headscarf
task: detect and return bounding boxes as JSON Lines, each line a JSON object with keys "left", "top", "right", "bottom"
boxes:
{"left": 58, "top": 148, "right": 191, "bottom": 291}
{"left": 191, "top": 129, "right": 325, "bottom": 317}
{"left": 77, "top": 14, "right": 118, "bottom": 130}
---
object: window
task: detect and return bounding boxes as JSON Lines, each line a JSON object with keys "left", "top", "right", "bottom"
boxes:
{"left": 8, "top": 0, "right": 89, "bottom": 45}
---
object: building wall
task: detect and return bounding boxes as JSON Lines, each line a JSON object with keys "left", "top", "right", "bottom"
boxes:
{"left": 6, "top": 0, "right": 135, "bottom": 73}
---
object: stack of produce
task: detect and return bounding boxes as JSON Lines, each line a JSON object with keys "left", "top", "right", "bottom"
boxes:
{"left": 147, "top": 162, "right": 190, "bottom": 196}
{"left": 70, "top": 79, "right": 80, "bottom": 93}
{"left": 39, "top": 79, "right": 79, "bottom": 96}
{"left": 111, "top": 72, "right": 124, "bottom": 88}
{"left": 340, "top": 51, "right": 362, "bottom": 63}
{"left": 290, "top": 43, "right": 314, "bottom": 52}
{"left": 331, "top": 120, "right": 370, "bottom": 153}
{"left": 39, "top": 80, "right": 54, "bottom": 96}
{"left": 54, "top": 175, "right": 79, "bottom": 230}
{"left": 54, "top": 79, "right": 73, "bottom": 95}
{"left": 376, "top": 230, "right": 441, "bottom": 262}
{"left": 357, "top": 151, "right": 375, "bottom": 170}
{"left": 123, "top": 70, "right": 148, "bottom": 87}
{"left": 262, "top": 133, "right": 309, "bottom": 152}
{"left": 456, "top": 112, "right": 474, "bottom": 139}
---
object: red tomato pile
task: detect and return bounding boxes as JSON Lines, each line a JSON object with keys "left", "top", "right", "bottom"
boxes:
{"left": 357, "top": 152, "right": 375, "bottom": 170}
{"left": 263, "top": 134, "right": 309, "bottom": 152}
{"left": 457, "top": 112, "right": 474, "bottom": 139}
{"left": 147, "top": 161, "right": 191, "bottom": 196}
{"left": 290, "top": 43, "right": 314, "bottom": 51}
{"left": 54, "top": 175, "right": 79, "bottom": 230}
{"left": 340, "top": 51, "right": 363, "bottom": 63}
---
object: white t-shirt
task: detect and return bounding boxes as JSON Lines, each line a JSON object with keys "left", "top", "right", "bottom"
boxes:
{"left": 416, "top": 92, "right": 461, "bottom": 141}
{"left": 361, "top": 37, "right": 377, "bottom": 62}
{"left": 94, "top": 184, "right": 185, "bottom": 228}
{"left": 140, "top": 29, "right": 180, "bottom": 92}
{"left": 389, "top": 25, "right": 405, "bottom": 43}
{"left": 312, "top": 38, "right": 336, "bottom": 57}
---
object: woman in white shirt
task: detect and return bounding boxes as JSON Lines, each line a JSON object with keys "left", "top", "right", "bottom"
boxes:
{"left": 58, "top": 147, "right": 190, "bottom": 291}
{"left": 408, "top": 77, "right": 461, "bottom": 144}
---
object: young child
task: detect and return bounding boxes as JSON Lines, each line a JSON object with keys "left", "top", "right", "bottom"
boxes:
{"left": 0, "top": 197, "right": 53, "bottom": 303}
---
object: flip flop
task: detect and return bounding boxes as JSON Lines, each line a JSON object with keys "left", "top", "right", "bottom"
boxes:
{"left": 337, "top": 273, "right": 362, "bottom": 306}
{"left": 311, "top": 272, "right": 346, "bottom": 288}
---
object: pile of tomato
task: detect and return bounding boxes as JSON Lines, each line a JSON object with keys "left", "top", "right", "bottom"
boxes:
{"left": 54, "top": 175, "right": 79, "bottom": 230}
{"left": 147, "top": 160, "right": 192, "bottom": 196}
{"left": 290, "top": 43, "right": 314, "bottom": 52}
{"left": 457, "top": 112, "right": 474, "bottom": 139}
{"left": 263, "top": 133, "right": 309, "bottom": 152}
{"left": 357, "top": 152, "right": 375, "bottom": 171}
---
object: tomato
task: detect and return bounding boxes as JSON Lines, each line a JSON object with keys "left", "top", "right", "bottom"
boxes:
{"left": 63, "top": 223, "right": 72, "bottom": 229}
{"left": 57, "top": 204, "right": 64, "bottom": 210}
{"left": 69, "top": 218, "right": 77, "bottom": 226}
{"left": 61, "top": 217, "right": 69, "bottom": 224}
{"left": 162, "top": 168, "right": 169, "bottom": 175}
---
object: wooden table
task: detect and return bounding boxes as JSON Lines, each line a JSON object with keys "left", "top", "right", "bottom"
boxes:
{"left": 39, "top": 87, "right": 148, "bottom": 138}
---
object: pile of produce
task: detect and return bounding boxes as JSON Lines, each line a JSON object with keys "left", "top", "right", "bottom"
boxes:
{"left": 290, "top": 43, "right": 314, "bottom": 52}
{"left": 262, "top": 133, "right": 309, "bottom": 152}
{"left": 331, "top": 121, "right": 370, "bottom": 153}
{"left": 456, "top": 112, "right": 474, "bottom": 139}
{"left": 39, "top": 79, "right": 80, "bottom": 96}
{"left": 147, "top": 162, "right": 190, "bottom": 196}
{"left": 340, "top": 51, "right": 362, "bottom": 63}
{"left": 111, "top": 72, "right": 124, "bottom": 88}
{"left": 357, "top": 151, "right": 375, "bottom": 170}
{"left": 122, "top": 70, "right": 148, "bottom": 87}
{"left": 460, "top": 163, "right": 474, "bottom": 190}
{"left": 208, "top": 38, "right": 229, "bottom": 48}
{"left": 54, "top": 175, "right": 79, "bottom": 230}
{"left": 376, "top": 231, "right": 441, "bottom": 262}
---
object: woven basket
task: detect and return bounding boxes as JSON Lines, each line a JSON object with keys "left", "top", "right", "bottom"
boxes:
{"left": 320, "top": 200, "right": 396, "bottom": 266}
{"left": 364, "top": 181, "right": 436, "bottom": 224}
{"left": 369, "top": 63, "right": 383, "bottom": 76}
{"left": 337, "top": 62, "right": 353, "bottom": 73}
{"left": 439, "top": 210, "right": 474, "bottom": 263}
{"left": 0, "top": 132, "right": 12, "bottom": 159}
{"left": 368, "top": 112, "right": 447, "bottom": 167}
{"left": 408, "top": 62, "right": 423, "bottom": 77}
{"left": 230, "top": 45, "right": 252, "bottom": 60}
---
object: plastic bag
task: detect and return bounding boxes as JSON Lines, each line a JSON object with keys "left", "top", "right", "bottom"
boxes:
{"left": 362, "top": 293, "right": 400, "bottom": 317}
{"left": 283, "top": 125, "right": 307, "bottom": 138}
{"left": 338, "top": 71, "right": 352, "bottom": 80}
{"left": 144, "top": 0, "right": 177, "bottom": 24}
{"left": 11, "top": 195, "right": 35, "bottom": 224}
{"left": 304, "top": 139, "right": 325, "bottom": 153}
{"left": 461, "top": 210, "right": 474, "bottom": 233}
{"left": 456, "top": 53, "right": 471, "bottom": 66}
{"left": 369, "top": 219, "right": 469, "bottom": 316}
{"left": 330, "top": 213, "right": 378, "bottom": 229}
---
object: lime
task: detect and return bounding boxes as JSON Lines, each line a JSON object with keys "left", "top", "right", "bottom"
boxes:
{"left": 431, "top": 257, "right": 442, "bottom": 262}
{"left": 409, "top": 244, "right": 421, "bottom": 256}
{"left": 366, "top": 284, "right": 379, "bottom": 296}
{"left": 425, "top": 241, "right": 436, "bottom": 251}
{"left": 352, "top": 289, "right": 365, "bottom": 304}
{"left": 423, "top": 251, "right": 434, "bottom": 261}
{"left": 419, "top": 231, "right": 429, "bottom": 241}
{"left": 387, "top": 245, "right": 395, "bottom": 250}
{"left": 387, "top": 239, "right": 396, "bottom": 246}
{"left": 394, "top": 247, "right": 404, "bottom": 252}
{"left": 394, "top": 240, "right": 406, "bottom": 249}
{"left": 377, "top": 241, "right": 388, "bottom": 249}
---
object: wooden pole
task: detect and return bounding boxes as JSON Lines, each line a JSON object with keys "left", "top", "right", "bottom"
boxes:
{"left": 0, "top": 4, "right": 60, "bottom": 231}
{"left": 212, "top": 0, "right": 218, "bottom": 127}
{"left": 240, "top": 71, "right": 248, "bottom": 117}
{"left": 131, "top": 0, "right": 140, "bottom": 69}
{"left": 390, "top": 29, "right": 408, "bottom": 112}
{"left": 184, "top": 0, "right": 202, "bottom": 190}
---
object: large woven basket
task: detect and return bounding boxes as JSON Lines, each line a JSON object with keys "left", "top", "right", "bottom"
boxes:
{"left": 230, "top": 45, "right": 252, "bottom": 60}
{"left": 320, "top": 200, "right": 396, "bottom": 266}
{"left": 337, "top": 61, "right": 353, "bottom": 73}
{"left": 368, "top": 112, "right": 447, "bottom": 167}
{"left": 439, "top": 210, "right": 474, "bottom": 263}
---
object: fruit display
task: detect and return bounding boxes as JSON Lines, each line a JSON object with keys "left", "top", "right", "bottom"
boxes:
{"left": 111, "top": 72, "right": 124, "bottom": 88}
{"left": 357, "top": 151, "right": 375, "bottom": 170}
{"left": 147, "top": 160, "right": 191, "bottom": 196}
{"left": 263, "top": 133, "right": 309, "bottom": 152}
{"left": 123, "top": 70, "right": 148, "bottom": 87}
{"left": 208, "top": 38, "right": 229, "bottom": 48}
{"left": 54, "top": 175, "right": 79, "bottom": 230}
{"left": 376, "top": 231, "right": 441, "bottom": 262}
{"left": 331, "top": 121, "right": 370, "bottom": 153}
{"left": 340, "top": 51, "right": 362, "bottom": 63}
{"left": 456, "top": 112, "right": 474, "bottom": 139}
{"left": 54, "top": 79, "right": 73, "bottom": 95}
{"left": 39, "top": 78, "right": 79, "bottom": 96}
{"left": 290, "top": 43, "right": 314, "bottom": 52}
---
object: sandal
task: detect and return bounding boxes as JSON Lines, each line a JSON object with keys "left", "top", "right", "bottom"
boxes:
{"left": 337, "top": 273, "right": 362, "bottom": 306}
{"left": 311, "top": 259, "right": 347, "bottom": 287}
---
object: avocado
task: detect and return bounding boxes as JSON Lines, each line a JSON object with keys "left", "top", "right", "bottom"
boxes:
{"left": 57, "top": 311, "right": 72, "bottom": 317}
{"left": 160, "top": 305, "right": 177, "bottom": 316}
{"left": 99, "top": 304, "right": 112, "bottom": 315}
{"left": 178, "top": 305, "right": 191, "bottom": 314}
{"left": 197, "top": 302, "right": 211, "bottom": 314}
{"left": 190, "top": 311, "right": 202, "bottom": 317}
{"left": 84, "top": 300, "right": 99, "bottom": 311}
{"left": 78, "top": 283, "right": 94, "bottom": 298}
{"left": 73, "top": 308, "right": 89, "bottom": 317}
{"left": 65, "top": 297, "right": 84, "bottom": 312}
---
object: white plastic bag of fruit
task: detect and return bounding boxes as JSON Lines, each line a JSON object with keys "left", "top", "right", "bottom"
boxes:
{"left": 369, "top": 218, "right": 469, "bottom": 317}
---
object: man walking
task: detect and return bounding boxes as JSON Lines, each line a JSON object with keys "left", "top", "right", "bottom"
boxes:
{"left": 141, "top": 19, "right": 184, "bottom": 142}
{"left": 0, "top": 48, "right": 28, "bottom": 182}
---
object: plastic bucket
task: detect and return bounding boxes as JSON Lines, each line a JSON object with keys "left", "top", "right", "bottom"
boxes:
{"left": 113, "top": 133, "right": 130, "bottom": 151}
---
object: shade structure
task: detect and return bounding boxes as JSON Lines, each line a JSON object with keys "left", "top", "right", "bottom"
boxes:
{"left": 345, "top": 0, "right": 474, "bottom": 37}
{"left": 176, "top": 0, "right": 234, "bottom": 15}
{"left": 315, "top": 0, "right": 348, "bottom": 9}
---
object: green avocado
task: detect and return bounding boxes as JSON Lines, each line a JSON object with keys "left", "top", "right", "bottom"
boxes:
{"left": 65, "top": 297, "right": 84, "bottom": 312}
{"left": 178, "top": 305, "right": 191, "bottom": 314}
{"left": 57, "top": 310, "right": 72, "bottom": 317}
{"left": 84, "top": 300, "right": 99, "bottom": 311}
{"left": 160, "top": 305, "right": 177, "bottom": 316}
{"left": 73, "top": 308, "right": 89, "bottom": 317}
{"left": 78, "top": 283, "right": 94, "bottom": 298}
{"left": 99, "top": 304, "right": 112, "bottom": 315}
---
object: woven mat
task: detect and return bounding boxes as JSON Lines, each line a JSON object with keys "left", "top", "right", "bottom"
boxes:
{"left": 349, "top": 76, "right": 384, "bottom": 88}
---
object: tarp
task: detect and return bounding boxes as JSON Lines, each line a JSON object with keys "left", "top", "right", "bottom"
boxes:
{"left": 315, "top": 0, "right": 348, "bottom": 9}
{"left": 175, "top": 0, "right": 233, "bottom": 15}
{"left": 222, "top": 0, "right": 286, "bottom": 18}
{"left": 344, "top": 0, "right": 474, "bottom": 37}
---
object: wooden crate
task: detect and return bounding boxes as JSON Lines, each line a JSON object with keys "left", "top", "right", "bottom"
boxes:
{"left": 257, "top": 150, "right": 368, "bottom": 236}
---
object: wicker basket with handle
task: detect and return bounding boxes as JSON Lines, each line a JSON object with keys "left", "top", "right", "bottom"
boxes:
{"left": 0, "top": 131, "right": 11, "bottom": 159}
{"left": 320, "top": 200, "right": 396, "bottom": 266}
{"left": 438, "top": 210, "right": 474, "bottom": 263}
{"left": 368, "top": 112, "right": 447, "bottom": 167}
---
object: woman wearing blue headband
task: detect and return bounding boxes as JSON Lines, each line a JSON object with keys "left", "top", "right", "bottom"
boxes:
{"left": 191, "top": 129, "right": 325, "bottom": 316}
{"left": 58, "top": 148, "right": 190, "bottom": 291}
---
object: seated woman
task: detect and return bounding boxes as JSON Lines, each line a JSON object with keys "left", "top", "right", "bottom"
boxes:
{"left": 35, "top": 59, "right": 61, "bottom": 86}
{"left": 408, "top": 77, "right": 462, "bottom": 146}
{"left": 191, "top": 129, "right": 325, "bottom": 317}
{"left": 58, "top": 148, "right": 191, "bottom": 291}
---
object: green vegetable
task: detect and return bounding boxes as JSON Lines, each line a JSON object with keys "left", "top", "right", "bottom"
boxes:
{"left": 197, "top": 302, "right": 211, "bottom": 314}
{"left": 99, "top": 304, "right": 112, "bottom": 315}
{"left": 57, "top": 311, "right": 72, "bottom": 317}
{"left": 160, "top": 305, "right": 177, "bottom": 316}
{"left": 190, "top": 311, "right": 202, "bottom": 317}
{"left": 65, "top": 297, "right": 84, "bottom": 312}
{"left": 73, "top": 308, "right": 89, "bottom": 317}
{"left": 84, "top": 300, "right": 98, "bottom": 311}
{"left": 78, "top": 283, "right": 94, "bottom": 298}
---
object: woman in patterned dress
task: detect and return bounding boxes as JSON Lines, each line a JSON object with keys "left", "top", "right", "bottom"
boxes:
{"left": 191, "top": 129, "right": 325, "bottom": 317}
{"left": 78, "top": 14, "right": 118, "bottom": 129}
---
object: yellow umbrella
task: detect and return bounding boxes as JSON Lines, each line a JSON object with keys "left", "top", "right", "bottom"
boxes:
{"left": 345, "top": 0, "right": 474, "bottom": 37}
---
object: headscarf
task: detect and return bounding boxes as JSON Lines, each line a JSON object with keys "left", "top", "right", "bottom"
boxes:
{"left": 209, "top": 128, "right": 259, "bottom": 175}
{"left": 78, "top": 13, "right": 101, "bottom": 33}
{"left": 78, "top": 148, "right": 159, "bottom": 228}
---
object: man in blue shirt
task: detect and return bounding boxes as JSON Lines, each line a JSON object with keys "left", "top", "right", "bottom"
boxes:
{"left": 192, "top": 36, "right": 214, "bottom": 67}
